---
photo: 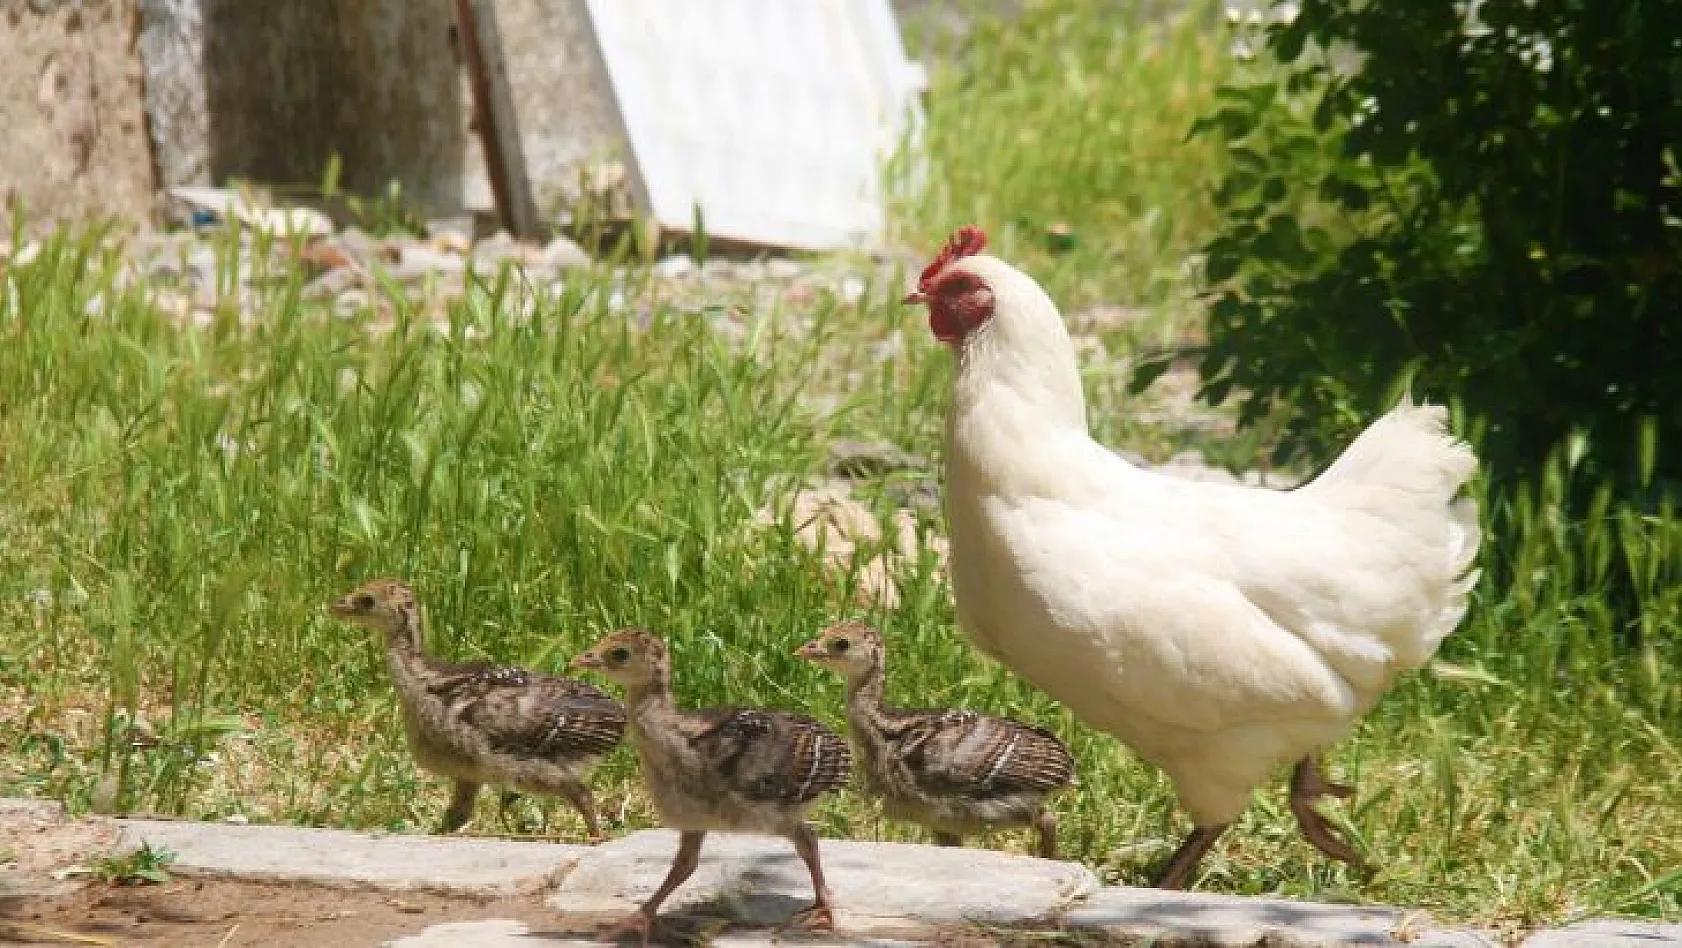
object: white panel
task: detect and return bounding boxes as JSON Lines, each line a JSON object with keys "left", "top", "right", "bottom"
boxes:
{"left": 584, "top": 0, "right": 921, "bottom": 251}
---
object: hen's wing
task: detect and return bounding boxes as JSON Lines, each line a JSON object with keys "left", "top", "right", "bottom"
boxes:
{"left": 885, "top": 708, "right": 1073, "bottom": 797}
{"left": 684, "top": 708, "right": 851, "bottom": 804}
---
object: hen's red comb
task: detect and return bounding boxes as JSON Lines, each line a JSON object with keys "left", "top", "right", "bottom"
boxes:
{"left": 918, "top": 226, "right": 988, "bottom": 291}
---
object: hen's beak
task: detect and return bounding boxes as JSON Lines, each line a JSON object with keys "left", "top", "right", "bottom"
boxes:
{"left": 902, "top": 290, "right": 927, "bottom": 305}
{"left": 570, "top": 652, "right": 603, "bottom": 671}
{"left": 794, "top": 642, "right": 825, "bottom": 661}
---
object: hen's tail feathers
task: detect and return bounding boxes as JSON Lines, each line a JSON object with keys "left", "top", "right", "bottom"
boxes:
{"left": 1300, "top": 398, "right": 1483, "bottom": 658}
{"left": 1300, "top": 399, "right": 1477, "bottom": 507}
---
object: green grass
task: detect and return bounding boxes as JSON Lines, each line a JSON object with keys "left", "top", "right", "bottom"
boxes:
{"left": 1, "top": 0, "right": 1679, "bottom": 932}
{"left": 896, "top": 0, "right": 1235, "bottom": 317}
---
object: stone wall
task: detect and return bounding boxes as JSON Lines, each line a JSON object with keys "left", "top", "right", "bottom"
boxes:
{"left": 143, "top": 0, "right": 467, "bottom": 215}
{"left": 2, "top": 0, "right": 472, "bottom": 237}
{"left": 0, "top": 0, "right": 157, "bottom": 234}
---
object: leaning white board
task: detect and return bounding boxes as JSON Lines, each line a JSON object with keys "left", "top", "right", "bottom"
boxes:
{"left": 583, "top": 0, "right": 924, "bottom": 251}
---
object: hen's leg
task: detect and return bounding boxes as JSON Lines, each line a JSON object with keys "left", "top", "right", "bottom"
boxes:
{"left": 439, "top": 780, "right": 480, "bottom": 833}
{"left": 1154, "top": 824, "right": 1226, "bottom": 889}
{"left": 599, "top": 830, "right": 704, "bottom": 946}
{"left": 1033, "top": 810, "right": 1060, "bottom": 860}
{"left": 789, "top": 824, "right": 837, "bottom": 931}
{"left": 1289, "top": 756, "right": 1365, "bottom": 869}
{"left": 932, "top": 832, "right": 962, "bottom": 848}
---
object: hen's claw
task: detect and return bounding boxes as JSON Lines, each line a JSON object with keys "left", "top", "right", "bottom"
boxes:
{"left": 597, "top": 911, "right": 654, "bottom": 947}
{"left": 792, "top": 903, "right": 836, "bottom": 931}
{"left": 1289, "top": 757, "right": 1365, "bottom": 869}
{"left": 1154, "top": 824, "right": 1226, "bottom": 889}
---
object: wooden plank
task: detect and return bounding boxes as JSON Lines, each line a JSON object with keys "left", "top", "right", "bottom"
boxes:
{"left": 456, "top": 0, "right": 543, "bottom": 239}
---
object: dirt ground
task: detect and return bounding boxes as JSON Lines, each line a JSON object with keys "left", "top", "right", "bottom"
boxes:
{"left": 6, "top": 879, "right": 570, "bottom": 948}
{"left": 0, "top": 803, "right": 569, "bottom": 947}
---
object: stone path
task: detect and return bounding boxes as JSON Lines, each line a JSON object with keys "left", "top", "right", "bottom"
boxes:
{"left": 4, "top": 799, "right": 1678, "bottom": 947}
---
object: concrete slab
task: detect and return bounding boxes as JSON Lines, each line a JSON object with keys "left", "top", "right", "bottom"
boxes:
{"left": 548, "top": 828, "right": 1098, "bottom": 935}
{"left": 1061, "top": 886, "right": 1495, "bottom": 947}
{"left": 388, "top": 918, "right": 921, "bottom": 947}
{"left": 114, "top": 819, "right": 586, "bottom": 897}
{"left": 1521, "top": 920, "right": 1682, "bottom": 947}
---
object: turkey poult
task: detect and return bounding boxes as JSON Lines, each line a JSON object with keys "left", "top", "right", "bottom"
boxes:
{"left": 570, "top": 629, "right": 851, "bottom": 946}
{"left": 327, "top": 580, "right": 626, "bottom": 840}
{"left": 903, "top": 227, "right": 1482, "bottom": 888}
{"left": 796, "top": 622, "right": 1074, "bottom": 858}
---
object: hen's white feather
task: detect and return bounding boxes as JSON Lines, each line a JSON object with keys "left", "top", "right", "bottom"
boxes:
{"left": 939, "top": 253, "right": 1482, "bottom": 827}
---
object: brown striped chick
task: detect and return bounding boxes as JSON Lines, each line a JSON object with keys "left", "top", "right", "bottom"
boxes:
{"left": 571, "top": 629, "right": 851, "bottom": 946}
{"left": 328, "top": 580, "right": 626, "bottom": 840}
{"left": 797, "top": 622, "right": 1074, "bottom": 858}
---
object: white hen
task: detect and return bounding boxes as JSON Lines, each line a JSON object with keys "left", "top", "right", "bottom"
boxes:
{"left": 903, "top": 227, "right": 1481, "bottom": 887}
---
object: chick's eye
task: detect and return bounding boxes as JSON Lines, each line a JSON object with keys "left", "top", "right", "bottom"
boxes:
{"left": 608, "top": 647, "right": 630, "bottom": 663}
{"left": 831, "top": 639, "right": 850, "bottom": 653}
{"left": 355, "top": 594, "right": 376, "bottom": 610}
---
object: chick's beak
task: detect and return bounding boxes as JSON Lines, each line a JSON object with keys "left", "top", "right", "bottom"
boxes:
{"left": 326, "top": 598, "right": 356, "bottom": 619}
{"left": 794, "top": 642, "right": 825, "bottom": 661}
{"left": 902, "top": 289, "right": 927, "bottom": 305}
{"left": 569, "top": 652, "right": 603, "bottom": 671}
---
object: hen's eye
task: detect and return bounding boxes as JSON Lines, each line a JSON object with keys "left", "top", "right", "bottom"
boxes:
{"left": 831, "top": 639, "right": 850, "bottom": 653}
{"left": 608, "top": 647, "right": 631, "bottom": 663}
{"left": 355, "top": 594, "right": 376, "bottom": 610}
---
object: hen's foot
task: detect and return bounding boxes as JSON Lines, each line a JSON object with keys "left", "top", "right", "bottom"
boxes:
{"left": 791, "top": 903, "right": 836, "bottom": 931}
{"left": 1154, "top": 824, "right": 1226, "bottom": 889}
{"left": 597, "top": 911, "right": 654, "bottom": 947}
{"left": 1289, "top": 757, "right": 1365, "bottom": 869}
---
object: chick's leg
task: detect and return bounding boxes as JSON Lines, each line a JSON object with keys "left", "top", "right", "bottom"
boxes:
{"left": 1289, "top": 756, "right": 1365, "bottom": 869}
{"left": 1154, "top": 824, "right": 1226, "bottom": 889}
{"left": 439, "top": 780, "right": 481, "bottom": 833}
{"left": 1034, "top": 809, "right": 1059, "bottom": 860}
{"left": 599, "top": 831, "right": 704, "bottom": 946}
{"left": 562, "top": 784, "right": 606, "bottom": 843}
{"left": 496, "top": 789, "right": 524, "bottom": 833}
{"left": 789, "top": 824, "right": 837, "bottom": 931}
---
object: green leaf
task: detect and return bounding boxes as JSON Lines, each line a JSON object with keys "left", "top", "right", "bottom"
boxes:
{"left": 1127, "top": 354, "right": 1176, "bottom": 394}
{"left": 1206, "top": 242, "right": 1243, "bottom": 283}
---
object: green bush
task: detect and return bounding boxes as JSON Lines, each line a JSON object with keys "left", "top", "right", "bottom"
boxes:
{"left": 1178, "top": 0, "right": 1682, "bottom": 496}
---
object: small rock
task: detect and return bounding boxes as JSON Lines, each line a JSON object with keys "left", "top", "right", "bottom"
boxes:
{"left": 334, "top": 227, "right": 389, "bottom": 265}
{"left": 302, "top": 266, "right": 363, "bottom": 301}
{"left": 653, "top": 254, "right": 694, "bottom": 279}
{"left": 537, "top": 236, "right": 592, "bottom": 271}
{"left": 766, "top": 257, "right": 803, "bottom": 280}
{"left": 1156, "top": 450, "right": 1241, "bottom": 485}
{"left": 394, "top": 245, "right": 466, "bottom": 281}
{"left": 221, "top": 814, "right": 249, "bottom": 826}
{"left": 295, "top": 239, "right": 355, "bottom": 272}
{"left": 333, "top": 289, "right": 372, "bottom": 316}
{"left": 827, "top": 439, "right": 928, "bottom": 478}
{"left": 882, "top": 477, "right": 941, "bottom": 513}
{"left": 430, "top": 231, "right": 472, "bottom": 256}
